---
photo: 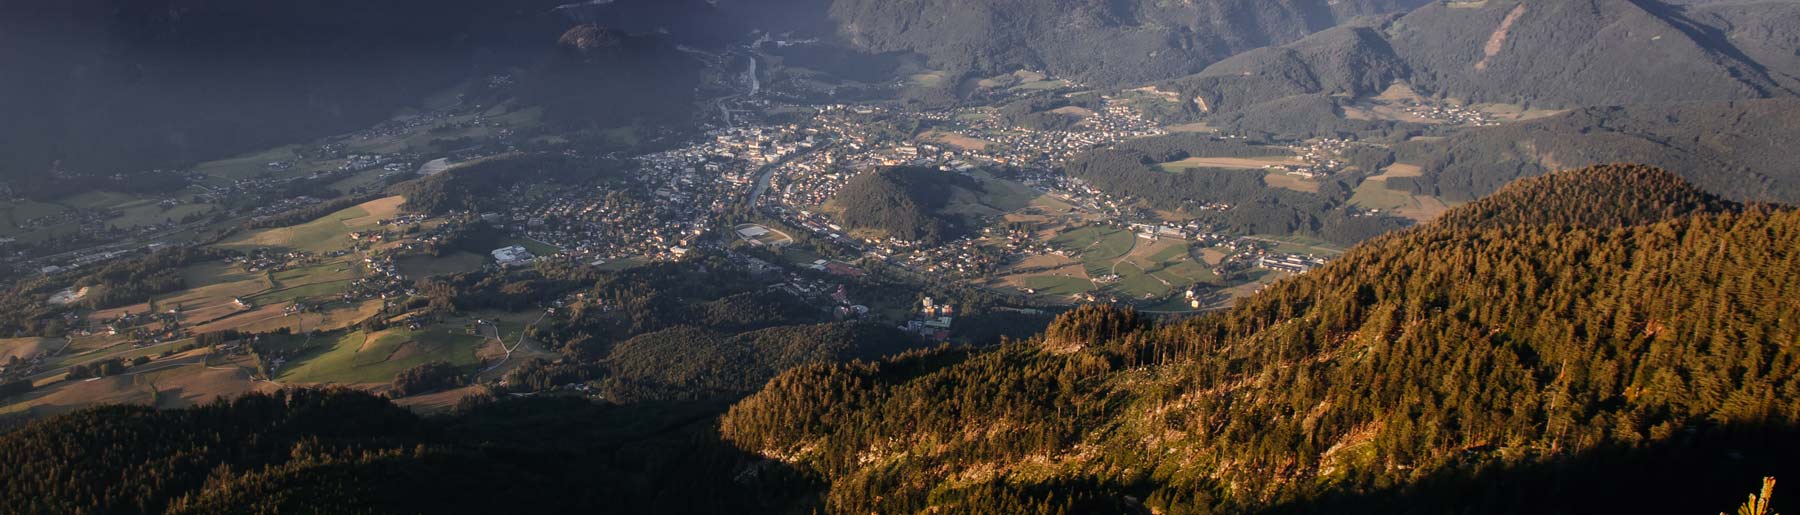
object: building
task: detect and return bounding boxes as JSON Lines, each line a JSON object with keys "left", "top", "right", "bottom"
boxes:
{"left": 1256, "top": 254, "right": 1326, "bottom": 274}
{"left": 492, "top": 245, "right": 536, "bottom": 267}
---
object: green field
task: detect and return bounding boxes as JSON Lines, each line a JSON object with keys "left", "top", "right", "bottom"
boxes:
{"left": 278, "top": 327, "right": 485, "bottom": 384}
{"left": 498, "top": 237, "right": 559, "bottom": 257}
{"left": 1114, "top": 263, "right": 1167, "bottom": 298}
{"left": 1349, "top": 179, "right": 1419, "bottom": 211}
{"left": 1086, "top": 230, "right": 1137, "bottom": 261}
{"left": 219, "top": 196, "right": 402, "bottom": 253}
{"left": 1259, "top": 234, "right": 1346, "bottom": 257}
{"left": 0, "top": 200, "right": 70, "bottom": 238}
{"left": 1022, "top": 275, "right": 1092, "bottom": 296}
{"left": 60, "top": 191, "right": 142, "bottom": 210}
{"left": 106, "top": 202, "right": 214, "bottom": 230}
{"left": 195, "top": 145, "right": 304, "bottom": 180}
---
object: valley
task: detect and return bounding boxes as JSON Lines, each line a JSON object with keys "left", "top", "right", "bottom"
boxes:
{"left": 1, "top": 0, "right": 1799, "bottom": 512}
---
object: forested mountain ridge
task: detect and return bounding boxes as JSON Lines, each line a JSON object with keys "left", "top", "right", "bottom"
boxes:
{"left": 1431, "top": 164, "right": 1738, "bottom": 229}
{"left": 821, "top": 0, "right": 1429, "bottom": 87}
{"left": 0, "top": 0, "right": 566, "bottom": 184}
{"left": 721, "top": 164, "right": 1800, "bottom": 513}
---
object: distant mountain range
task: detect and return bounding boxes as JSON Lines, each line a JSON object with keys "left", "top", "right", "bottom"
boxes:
{"left": 1163, "top": 0, "right": 1800, "bottom": 120}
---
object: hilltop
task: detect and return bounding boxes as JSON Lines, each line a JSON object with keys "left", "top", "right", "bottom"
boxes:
{"left": 828, "top": 167, "right": 985, "bottom": 244}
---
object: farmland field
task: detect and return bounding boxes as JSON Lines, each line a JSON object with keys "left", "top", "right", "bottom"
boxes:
{"left": 0, "top": 337, "right": 60, "bottom": 361}
{"left": 218, "top": 196, "right": 403, "bottom": 253}
{"left": 277, "top": 326, "right": 485, "bottom": 384}
{"left": 1157, "top": 155, "right": 1303, "bottom": 172}
{"left": 194, "top": 145, "right": 305, "bottom": 181}
{"left": 1022, "top": 275, "right": 1092, "bottom": 296}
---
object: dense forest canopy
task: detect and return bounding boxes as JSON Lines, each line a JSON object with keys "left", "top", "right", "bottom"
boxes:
{"left": 721, "top": 165, "right": 1800, "bottom": 513}
{"left": 830, "top": 166, "right": 985, "bottom": 244}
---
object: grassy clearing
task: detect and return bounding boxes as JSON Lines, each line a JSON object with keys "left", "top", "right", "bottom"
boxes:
{"left": 498, "top": 237, "right": 559, "bottom": 257}
{"left": 1113, "top": 263, "right": 1167, "bottom": 298}
{"left": 909, "top": 71, "right": 948, "bottom": 88}
{"left": 1086, "top": 229, "right": 1137, "bottom": 262}
{"left": 278, "top": 326, "right": 484, "bottom": 384}
{"left": 1164, "top": 122, "right": 1217, "bottom": 133}
{"left": 1263, "top": 172, "right": 1321, "bottom": 193}
{"left": 1023, "top": 275, "right": 1092, "bottom": 296}
{"left": 1260, "top": 235, "right": 1346, "bottom": 256}
{"left": 248, "top": 261, "right": 359, "bottom": 305}
{"left": 1157, "top": 156, "right": 1302, "bottom": 172}
{"left": 60, "top": 191, "right": 142, "bottom": 210}
{"left": 107, "top": 203, "right": 214, "bottom": 230}
{"left": 218, "top": 196, "right": 403, "bottom": 253}
{"left": 972, "top": 174, "right": 1041, "bottom": 212}
{"left": 195, "top": 145, "right": 304, "bottom": 180}
{"left": 1051, "top": 226, "right": 1106, "bottom": 251}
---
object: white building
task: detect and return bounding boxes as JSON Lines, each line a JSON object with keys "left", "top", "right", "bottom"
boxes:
{"left": 492, "top": 245, "right": 535, "bottom": 267}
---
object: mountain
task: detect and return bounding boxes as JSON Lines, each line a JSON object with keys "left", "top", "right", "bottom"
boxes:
{"left": 0, "top": 0, "right": 572, "bottom": 185}
{"left": 1162, "top": 0, "right": 1800, "bottom": 138}
{"left": 829, "top": 166, "right": 985, "bottom": 244}
{"left": 1390, "top": 99, "right": 1800, "bottom": 203}
{"left": 1169, "top": 26, "right": 1410, "bottom": 115}
{"left": 721, "top": 164, "right": 1800, "bottom": 513}
{"left": 0, "top": 0, "right": 707, "bottom": 193}
{"left": 821, "top": 0, "right": 1430, "bottom": 87}
{"left": 528, "top": 24, "right": 701, "bottom": 131}
{"left": 1386, "top": 0, "right": 1791, "bottom": 107}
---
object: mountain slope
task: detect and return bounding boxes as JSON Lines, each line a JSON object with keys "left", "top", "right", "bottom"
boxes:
{"left": 822, "top": 0, "right": 1428, "bottom": 86}
{"left": 1388, "top": 0, "right": 1790, "bottom": 107}
{"left": 1162, "top": 0, "right": 1798, "bottom": 133}
{"left": 722, "top": 164, "right": 1800, "bottom": 513}
{"left": 1393, "top": 99, "right": 1800, "bottom": 202}
{"left": 0, "top": 0, "right": 570, "bottom": 183}
{"left": 1170, "top": 26, "right": 1411, "bottom": 115}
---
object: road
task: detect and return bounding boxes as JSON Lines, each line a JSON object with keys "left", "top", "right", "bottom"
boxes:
{"left": 479, "top": 310, "right": 550, "bottom": 376}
